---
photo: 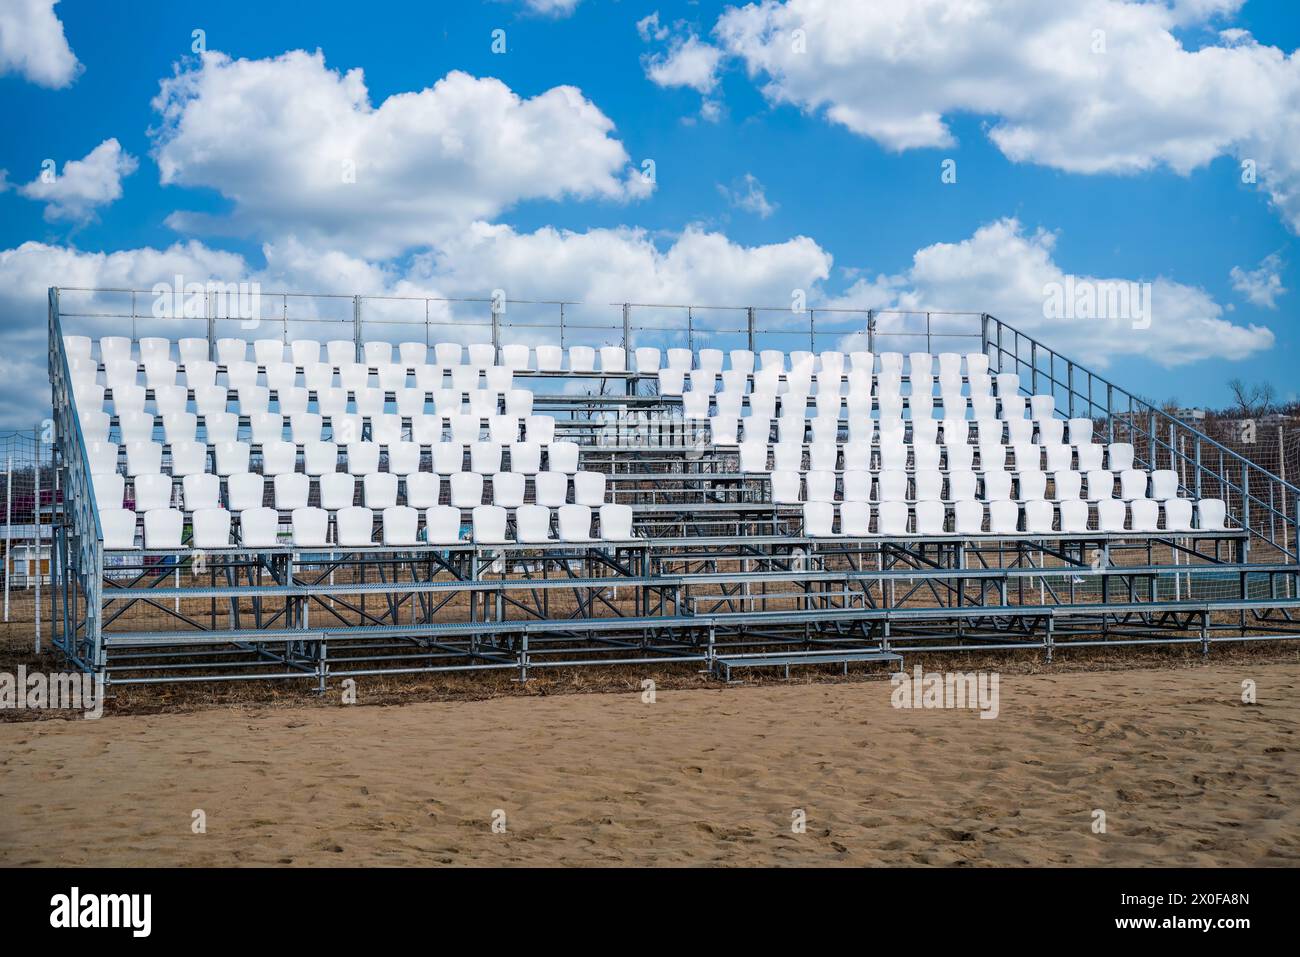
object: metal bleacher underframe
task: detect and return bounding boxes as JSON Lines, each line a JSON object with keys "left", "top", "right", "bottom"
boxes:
{"left": 45, "top": 288, "right": 1300, "bottom": 689}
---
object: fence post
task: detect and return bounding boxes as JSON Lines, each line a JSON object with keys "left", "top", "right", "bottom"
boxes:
{"left": 746, "top": 307, "right": 756, "bottom": 352}
{"left": 352, "top": 295, "right": 362, "bottom": 361}
{"left": 34, "top": 425, "right": 41, "bottom": 653}
{"left": 866, "top": 309, "right": 876, "bottom": 354}
{"left": 622, "top": 302, "right": 630, "bottom": 353}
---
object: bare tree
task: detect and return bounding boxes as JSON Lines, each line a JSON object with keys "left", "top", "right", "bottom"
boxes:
{"left": 1227, "top": 379, "right": 1276, "bottom": 419}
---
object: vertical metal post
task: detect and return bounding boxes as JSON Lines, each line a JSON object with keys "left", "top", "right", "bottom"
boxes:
{"left": 980, "top": 313, "right": 989, "bottom": 358}
{"left": 746, "top": 306, "right": 756, "bottom": 352}
{"left": 491, "top": 299, "right": 501, "bottom": 355}
{"left": 1030, "top": 341, "right": 1038, "bottom": 394}
{"left": 205, "top": 291, "right": 215, "bottom": 359}
{"left": 4, "top": 454, "right": 10, "bottom": 622}
{"left": 352, "top": 295, "right": 362, "bottom": 361}
{"left": 559, "top": 302, "right": 566, "bottom": 349}
{"left": 925, "top": 312, "right": 932, "bottom": 354}
{"left": 621, "top": 302, "right": 631, "bottom": 353}
{"left": 866, "top": 309, "right": 876, "bottom": 354}
{"left": 34, "top": 425, "right": 41, "bottom": 653}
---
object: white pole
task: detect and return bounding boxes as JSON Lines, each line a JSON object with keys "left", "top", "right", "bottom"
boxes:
{"left": 34, "top": 426, "right": 41, "bottom": 653}
{"left": 4, "top": 454, "right": 11, "bottom": 622}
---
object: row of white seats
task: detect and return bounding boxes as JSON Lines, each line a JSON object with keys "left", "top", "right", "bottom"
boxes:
{"left": 81, "top": 411, "right": 559, "bottom": 446}
{"left": 65, "top": 336, "right": 992, "bottom": 377}
{"left": 99, "top": 503, "right": 637, "bottom": 550}
{"left": 659, "top": 368, "right": 1012, "bottom": 400}
{"left": 739, "top": 441, "right": 1135, "bottom": 473}
{"left": 768, "top": 469, "right": 1180, "bottom": 504}
{"left": 94, "top": 470, "right": 609, "bottom": 512}
{"left": 797, "top": 499, "right": 1226, "bottom": 537}
{"left": 714, "top": 414, "right": 1096, "bottom": 445}
{"left": 73, "top": 381, "right": 537, "bottom": 418}
{"left": 85, "top": 440, "right": 582, "bottom": 478}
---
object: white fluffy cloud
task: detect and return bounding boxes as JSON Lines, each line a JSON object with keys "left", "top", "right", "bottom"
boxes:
{"left": 717, "top": 172, "right": 777, "bottom": 218}
{"left": 18, "top": 139, "right": 138, "bottom": 223}
{"left": 519, "top": 0, "right": 582, "bottom": 16}
{"left": 1230, "top": 253, "right": 1287, "bottom": 309}
{"left": 0, "top": 0, "right": 79, "bottom": 88}
{"left": 149, "top": 50, "right": 651, "bottom": 257}
{"left": 828, "top": 218, "right": 1273, "bottom": 367}
{"left": 668, "top": 0, "right": 1300, "bottom": 232}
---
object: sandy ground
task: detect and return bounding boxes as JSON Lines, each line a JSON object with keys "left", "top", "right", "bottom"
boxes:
{"left": 1, "top": 662, "right": 1296, "bottom": 867}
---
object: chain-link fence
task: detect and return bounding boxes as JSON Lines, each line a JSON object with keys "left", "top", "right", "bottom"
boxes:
{"left": 0, "top": 427, "right": 56, "bottom": 632}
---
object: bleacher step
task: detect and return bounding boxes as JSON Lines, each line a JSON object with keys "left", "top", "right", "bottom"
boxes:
{"left": 711, "top": 648, "right": 902, "bottom": 682}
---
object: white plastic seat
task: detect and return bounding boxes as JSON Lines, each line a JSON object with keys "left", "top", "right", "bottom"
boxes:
{"left": 391, "top": 472, "right": 435, "bottom": 511}
{"left": 1163, "top": 498, "right": 1194, "bottom": 532}
{"left": 1108, "top": 443, "right": 1134, "bottom": 471}
{"left": 237, "top": 507, "right": 280, "bottom": 548}
{"left": 954, "top": 500, "right": 985, "bottom": 536}
{"left": 465, "top": 343, "right": 496, "bottom": 370}
{"left": 839, "top": 501, "right": 872, "bottom": 537}
{"left": 118, "top": 410, "right": 155, "bottom": 445}
{"left": 599, "top": 503, "right": 635, "bottom": 541}
{"left": 499, "top": 343, "right": 529, "bottom": 371}
{"left": 79, "top": 410, "right": 112, "bottom": 444}
{"left": 387, "top": 441, "right": 421, "bottom": 476}
{"left": 450, "top": 472, "right": 485, "bottom": 509}
{"left": 914, "top": 500, "right": 946, "bottom": 535}
{"left": 945, "top": 444, "right": 974, "bottom": 473}
{"left": 738, "top": 441, "right": 768, "bottom": 472}
{"left": 361, "top": 341, "right": 392, "bottom": 367}
{"left": 988, "top": 500, "right": 1020, "bottom": 535}
{"left": 1059, "top": 499, "right": 1090, "bottom": 533}
{"left": 1018, "top": 470, "right": 1047, "bottom": 501}
{"left": 558, "top": 504, "right": 594, "bottom": 542}
{"left": 132, "top": 472, "right": 173, "bottom": 512}
{"left": 547, "top": 441, "right": 580, "bottom": 474}
{"left": 382, "top": 505, "right": 419, "bottom": 546}
{"left": 1129, "top": 499, "right": 1160, "bottom": 532}
{"left": 225, "top": 361, "right": 259, "bottom": 391}
{"left": 396, "top": 342, "right": 427, "bottom": 368}
{"left": 1097, "top": 499, "right": 1128, "bottom": 532}
{"left": 522, "top": 416, "right": 553, "bottom": 447}
{"left": 505, "top": 389, "right": 534, "bottom": 418}
{"left": 433, "top": 342, "right": 463, "bottom": 367}
{"left": 490, "top": 471, "right": 525, "bottom": 508}
{"left": 192, "top": 508, "right": 232, "bottom": 548}
{"left": 274, "top": 472, "right": 310, "bottom": 510}
{"left": 111, "top": 384, "right": 147, "bottom": 416}
{"left": 334, "top": 505, "right": 375, "bottom": 547}
{"left": 1075, "top": 443, "right": 1103, "bottom": 472}
{"left": 803, "top": 501, "right": 836, "bottom": 537}
{"left": 472, "top": 504, "right": 511, "bottom": 544}
{"left": 807, "top": 441, "right": 837, "bottom": 472}
{"left": 983, "top": 470, "right": 1012, "bottom": 501}
{"left": 428, "top": 442, "right": 462, "bottom": 474}
{"left": 1053, "top": 470, "right": 1082, "bottom": 501}
{"left": 1042, "top": 444, "right": 1071, "bottom": 473}
{"left": 525, "top": 344, "right": 558, "bottom": 372}
{"left": 771, "top": 442, "right": 802, "bottom": 473}
{"left": 1029, "top": 395, "right": 1055, "bottom": 420}
{"left": 124, "top": 440, "right": 162, "bottom": 477}
{"left": 470, "top": 441, "right": 503, "bottom": 474}
{"left": 448, "top": 414, "right": 480, "bottom": 446}
{"left": 226, "top": 472, "right": 265, "bottom": 512}
{"left": 410, "top": 415, "right": 443, "bottom": 446}
{"left": 345, "top": 441, "right": 381, "bottom": 476}
{"left": 839, "top": 470, "right": 870, "bottom": 503}
{"left": 1120, "top": 469, "right": 1149, "bottom": 500}
{"left": 144, "top": 359, "right": 178, "bottom": 390}
{"left": 1000, "top": 395, "right": 1027, "bottom": 421}
{"left": 179, "top": 470, "right": 221, "bottom": 513}
{"left": 805, "top": 470, "right": 836, "bottom": 503}
{"left": 682, "top": 390, "right": 711, "bottom": 419}
{"left": 877, "top": 501, "right": 909, "bottom": 535}
{"left": 288, "top": 507, "right": 327, "bottom": 546}
{"left": 947, "top": 470, "right": 978, "bottom": 501}
{"left": 1024, "top": 500, "right": 1055, "bottom": 534}
{"left": 598, "top": 346, "right": 626, "bottom": 373}
{"left": 422, "top": 505, "right": 461, "bottom": 544}
{"left": 657, "top": 368, "right": 686, "bottom": 397}
{"left": 100, "top": 509, "right": 138, "bottom": 549}
{"left": 632, "top": 347, "right": 661, "bottom": 374}
{"left": 143, "top": 508, "right": 183, "bottom": 548}
{"left": 911, "top": 469, "right": 940, "bottom": 502}
{"left": 573, "top": 471, "right": 606, "bottom": 507}
{"left": 300, "top": 441, "right": 336, "bottom": 477}
{"left": 770, "top": 470, "right": 801, "bottom": 504}
{"left": 363, "top": 472, "right": 399, "bottom": 509}
{"left": 313, "top": 472, "right": 353, "bottom": 510}
{"left": 1151, "top": 469, "right": 1179, "bottom": 500}
{"left": 1086, "top": 469, "right": 1115, "bottom": 500}
{"left": 93, "top": 472, "right": 126, "bottom": 509}
{"left": 508, "top": 440, "right": 541, "bottom": 475}
{"left": 516, "top": 504, "right": 555, "bottom": 543}
{"left": 841, "top": 440, "right": 871, "bottom": 472}
{"left": 874, "top": 469, "right": 906, "bottom": 503}
{"left": 1197, "top": 498, "right": 1227, "bottom": 530}
{"left": 1067, "top": 418, "right": 1093, "bottom": 446}
{"left": 467, "top": 389, "right": 498, "bottom": 418}
{"left": 1036, "top": 419, "right": 1064, "bottom": 446}
{"left": 711, "top": 415, "right": 740, "bottom": 446}
{"left": 534, "top": 471, "right": 569, "bottom": 507}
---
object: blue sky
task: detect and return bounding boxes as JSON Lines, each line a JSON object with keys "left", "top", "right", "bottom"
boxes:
{"left": 1, "top": 0, "right": 1297, "bottom": 425}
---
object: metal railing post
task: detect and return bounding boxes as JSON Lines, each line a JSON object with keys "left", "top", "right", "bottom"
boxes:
{"left": 622, "top": 302, "right": 630, "bottom": 352}
{"left": 352, "top": 295, "right": 362, "bottom": 361}
{"left": 867, "top": 309, "right": 876, "bottom": 354}
{"left": 746, "top": 307, "right": 756, "bottom": 352}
